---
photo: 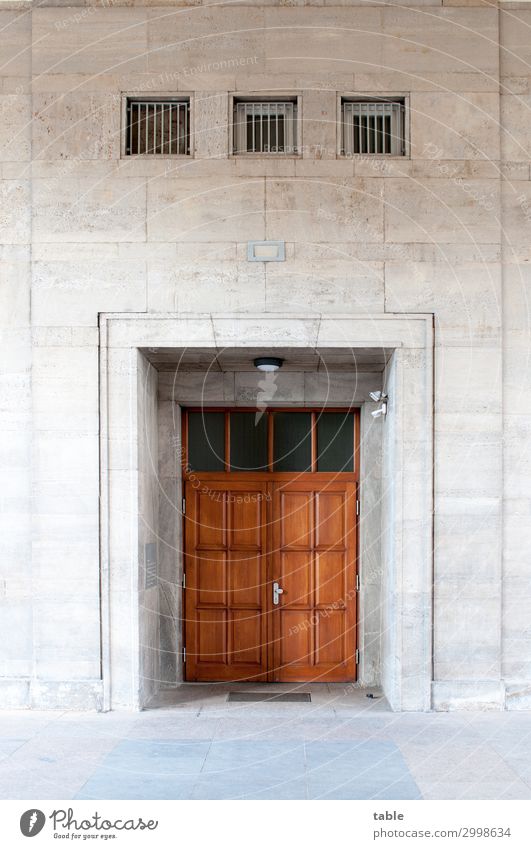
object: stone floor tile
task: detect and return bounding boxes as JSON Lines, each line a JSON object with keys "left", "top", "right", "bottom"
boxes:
{"left": 126, "top": 719, "right": 219, "bottom": 741}
{"left": 0, "top": 738, "right": 27, "bottom": 759}
{"left": 403, "top": 744, "right": 523, "bottom": 785}
{"left": 0, "top": 712, "right": 58, "bottom": 739}
{"left": 251, "top": 780, "right": 308, "bottom": 800}
{"left": 418, "top": 780, "right": 531, "bottom": 800}
{"left": 305, "top": 739, "right": 403, "bottom": 767}
{"left": 190, "top": 775, "right": 307, "bottom": 800}
{"left": 76, "top": 774, "right": 197, "bottom": 800}
{"left": 101, "top": 739, "right": 211, "bottom": 775}
{"left": 202, "top": 743, "right": 306, "bottom": 783}
{"left": 0, "top": 763, "right": 88, "bottom": 800}
{"left": 308, "top": 778, "right": 422, "bottom": 800}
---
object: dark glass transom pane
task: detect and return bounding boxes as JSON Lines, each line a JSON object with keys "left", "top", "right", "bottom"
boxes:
{"left": 273, "top": 413, "right": 312, "bottom": 472}
{"left": 187, "top": 412, "right": 225, "bottom": 472}
{"left": 230, "top": 412, "right": 268, "bottom": 471}
{"left": 317, "top": 413, "right": 354, "bottom": 472}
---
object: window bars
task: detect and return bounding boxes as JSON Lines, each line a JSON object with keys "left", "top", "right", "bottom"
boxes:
{"left": 234, "top": 101, "right": 297, "bottom": 154}
{"left": 126, "top": 99, "right": 190, "bottom": 155}
{"left": 342, "top": 100, "right": 405, "bottom": 156}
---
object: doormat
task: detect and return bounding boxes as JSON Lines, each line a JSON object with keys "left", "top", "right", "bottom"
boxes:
{"left": 228, "top": 692, "right": 311, "bottom": 703}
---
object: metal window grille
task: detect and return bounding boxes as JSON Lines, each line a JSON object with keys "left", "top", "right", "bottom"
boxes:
{"left": 126, "top": 99, "right": 190, "bottom": 155}
{"left": 234, "top": 101, "right": 297, "bottom": 154}
{"left": 342, "top": 100, "right": 405, "bottom": 156}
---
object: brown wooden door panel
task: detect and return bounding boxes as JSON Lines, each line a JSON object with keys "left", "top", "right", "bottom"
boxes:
{"left": 279, "top": 550, "right": 312, "bottom": 607}
{"left": 184, "top": 476, "right": 357, "bottom": 684}
{"left": 271, "top": 480, "right": 357, "bottom": 683}
{"left": 196, "top": 551, "right": 226, "bottom": 606}
{"left": 184, "top": 480, "right": 269, "bottom": 682}
{"left": 315, "top": 551, "right": 348, "bottom": 606}
{"left": 195, "top": 491, "right": 227, "bottom": 548}
{"left": 279, "top": 492, "right": 313, "bottom": 549}
{"left": 315, "top": 491, "right": 347, "bottom": 549}
{"left": 229, "top": 498, "right": 263, "bottom": 549}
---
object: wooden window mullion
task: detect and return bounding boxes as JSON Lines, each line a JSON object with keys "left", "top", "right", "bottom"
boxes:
{"left": 225, "top": 411, "right": 230, "bottom": 472}
{"left": 311, "top": 411, "right": 317, "bottom": 472}
{"left": 268, "top": 412, "right": 274, "bottom": 472}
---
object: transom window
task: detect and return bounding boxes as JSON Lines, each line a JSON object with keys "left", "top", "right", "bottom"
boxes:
{"left": 341, "top": 97, "right": 405, "bottom": 156}
{"left": 183, "top": 409, "right": 358, "bottom": 473}
{"left": 126, "top": 97, "right": 190, "bottom": 156}
{"left": 233, "top": 98, "right": 298, "bottom": 155}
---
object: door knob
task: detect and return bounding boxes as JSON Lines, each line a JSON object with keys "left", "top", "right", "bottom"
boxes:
{"left": 273, "top": 581, "right": 284, "bottom": 605}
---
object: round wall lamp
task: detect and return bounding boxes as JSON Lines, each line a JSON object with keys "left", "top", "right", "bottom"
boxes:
{"left": 253, "top": 357, "right": 284, "bottom": 372}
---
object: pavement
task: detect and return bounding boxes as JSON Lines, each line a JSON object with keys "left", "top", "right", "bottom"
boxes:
{"left": 1, "top": 684, "right": 531, "bottom": 800}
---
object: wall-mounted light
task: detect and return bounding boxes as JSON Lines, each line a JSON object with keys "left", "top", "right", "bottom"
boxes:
{"left": 370, "top": 389, "right": 388, "bottom": 418}
{"left": 369, "top": 390, "right": 388, "bottom": 403}
{"left": 371, "top": 403, "right": 387, "bottom": 419}
{"left": 254, "top": 357, "right": 284, "bottom": 372}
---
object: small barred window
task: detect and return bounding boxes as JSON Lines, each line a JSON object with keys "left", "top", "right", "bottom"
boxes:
{"left": 341, "top": 98, "right": 405, "bottom": 156}
{"left": 126, "top": 98, "right": 190, "bottom": 156}
{"left": 233, "top": 99, "right": 298, "bottom": 155}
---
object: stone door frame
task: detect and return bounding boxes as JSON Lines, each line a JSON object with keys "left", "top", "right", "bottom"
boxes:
{"left": 99, "top": 312, "right": 434, "bottom": 711}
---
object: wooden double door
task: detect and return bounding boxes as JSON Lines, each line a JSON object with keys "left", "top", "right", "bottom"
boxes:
{"left": 184, "top": 477, "right": 358, "bottom": 683}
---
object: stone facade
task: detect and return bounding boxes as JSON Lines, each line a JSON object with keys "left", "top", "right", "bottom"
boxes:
{"left": 1, "top": 0, "right": 530, "bottom": 711}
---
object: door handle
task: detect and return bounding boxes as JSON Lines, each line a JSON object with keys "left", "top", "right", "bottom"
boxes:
{"left": 273, "top": 581, "right": 284, "bottom": 605}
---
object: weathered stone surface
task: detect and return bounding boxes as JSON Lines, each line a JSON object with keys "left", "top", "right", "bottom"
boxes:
{"left": 501, "top": 95, "right": 531, "bottom": 163}
{"left": 266, "top": 178, "right": 384, "bottom": 243}
{"left": 32, "top": 260, "right": 147, "bottom": 325}
{"left": 0, "top": 0, "right": 528, "bottom": 715}
{"left": 500, "top": 10, "right": 531, "bottom": 78}
{"left": 385, "top": 262, "right": 501, "bottom": 346}
{"left": 384, "top": 178, "right": 500, "bottom": 245}
{"left": 382, "top": 7, "right": 499, "bottom": 75}
{"left": 147, "top": 176, "right": 265, "bottom": 242}
{"left": 32, "top": 93, "right": 120, "bottom": 161}
{"left": 148, "top": 261, "right": 266, "bottom": 313}
{"left": 266, "top": 259, "right": 385, "bottom": 314}
{"left": 411, "top": 92, "right": 500, "bottom": 161}
{"left": 33, "top": 176, "right": 147, "bottom": 243}
{"left": 147, "top": 6, "right": 266, "bottom": 75}
{"left": 32, "top": 8, "right": 149, "bottom": 76}
{"left": 0, "top": 96, "right": 31, "bottom": 162}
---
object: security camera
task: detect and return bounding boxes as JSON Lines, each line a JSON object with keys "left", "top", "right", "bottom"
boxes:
{"left": 369, "top": 390, "right": 388, "bottom": 402}
{"left": 371, "top": 402, "right": 387, "bottom": 419}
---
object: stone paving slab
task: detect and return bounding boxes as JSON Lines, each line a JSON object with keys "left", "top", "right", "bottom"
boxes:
{"left": 76, "top": 738, "right": 420, "bottom": 801}
{"left": 0, "top": 686, "right": 530, "bottom": 800}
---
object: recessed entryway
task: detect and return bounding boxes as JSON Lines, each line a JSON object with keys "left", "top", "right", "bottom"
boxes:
{"left": 99, "top": 313, "right": 433, "bottom": 711}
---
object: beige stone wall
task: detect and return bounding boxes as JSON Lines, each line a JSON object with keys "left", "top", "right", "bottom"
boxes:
{"left": 0, "top": 9, "right": 33, "bottom": 708}
{"left": 500, "top": 6, "right": 531, "bottom": 706}
{"left": 0, "top": 0, "right": 530, "bottom": 709}
{"left": 137, "top": 352, "right": 160, "bottom": 706}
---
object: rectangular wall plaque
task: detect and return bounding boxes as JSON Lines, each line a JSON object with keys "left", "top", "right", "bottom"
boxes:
{"left": 145, "top": 542, "right": 158, "bottom": 589}
{"left": 247, "top": 240, "right": 285, "bottom": 262}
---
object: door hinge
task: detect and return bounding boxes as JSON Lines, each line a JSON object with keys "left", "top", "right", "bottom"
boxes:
{"left": 356, "top": 499, "right": 360, "bottom": 517}
{"left": 182, "top": 497, "right": 186, "bottom": 515}
{"left": 355, "top": 648, "right": 360, "bottom": 665}
{"left": 356, "top": 574, "right": 360, "bottom": 592}
{"left": 182, "top": 573, "right": 186, "bottom": 589}
{"left": 182, "top": 646, "right": 186, "bottom": 663}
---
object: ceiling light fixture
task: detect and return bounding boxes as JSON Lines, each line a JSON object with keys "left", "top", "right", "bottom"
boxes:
{"left": 254, "top": 357, "right": 284, "bottom": 372}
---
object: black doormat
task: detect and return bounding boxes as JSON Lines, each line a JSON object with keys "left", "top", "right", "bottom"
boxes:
{"left": 228, "top": 692, "right": 311, "bottom": 703}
